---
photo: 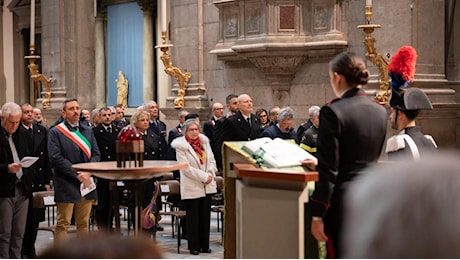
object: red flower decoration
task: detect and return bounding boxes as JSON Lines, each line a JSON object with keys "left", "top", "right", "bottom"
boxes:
{"left": 118, "top": 125, "right": 141, "bottom": 142}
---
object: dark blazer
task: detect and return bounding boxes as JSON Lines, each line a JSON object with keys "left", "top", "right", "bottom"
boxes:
{"left": 93, "top": 124, "right": 118, "bottom": 212}
{"left": 211, "top": 117, "right": 226, "bottom": 171}
{"left": 18, "top": 124, "right": 51, "bottom": 192}
{"left": 387, "top": 126, "right": 437, "bottom": 160}
{"left": 261, "top": 124, "right": 298, "bottom": 143}
{"left": 167, "top": 124, "right": 182, "bottom": 146}
{"left": 203, "top": 117, "right": 218, "bottom": 141}
{"left": 93, "top": 124, "right": 119, "bottom": 162}
{"left": 48, "top": 121, "right": 101, "bottom": 203}
{"left": 142, "top": 128, "right": 162, "bottom": 161}
{"left": 222, "top": 111, "right": 262, "bottom": 142}
{"left": 140, "top": 128, "right": 162, "bottom": 208}
{"left": 167, "top": 124, "right": 183, "bottom": 179}
{"left": 309, "top": 88, "right": 387, "bottom": 257}
{"left": 149, "top": 120, "right": 167, "bottom": 160}
{"left": 0, "top": 127, "right": 34, "bottom": 198}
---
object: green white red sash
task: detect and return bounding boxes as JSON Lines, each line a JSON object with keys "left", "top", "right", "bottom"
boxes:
{"left": 55, "top": 123, "right": 92, "bottom": 160}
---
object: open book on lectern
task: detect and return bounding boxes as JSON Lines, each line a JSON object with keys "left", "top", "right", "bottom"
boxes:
{"left": 242, "top": 137, "right": 317, "bottom": 168}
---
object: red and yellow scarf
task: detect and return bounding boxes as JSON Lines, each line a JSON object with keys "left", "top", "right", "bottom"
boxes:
{"left": 186, "top": 136, "right": 205, "bottom": 165}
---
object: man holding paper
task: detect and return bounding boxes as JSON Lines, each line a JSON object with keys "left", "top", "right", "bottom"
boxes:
{"left": 0, "top": 102, "right": 34, "bottom": 258}
{"left": 48, "top": 98, "right": 100, "bottom": 242}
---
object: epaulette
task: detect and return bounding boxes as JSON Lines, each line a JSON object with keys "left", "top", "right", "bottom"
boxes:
{"left": 385, "top": 135, "right": 406, "bottom": 153}
{"left": 424, "top": 135, "right": 438, "bottom": 148}
{"left": 327, "top": 97, "right": 340, "bottom": 105}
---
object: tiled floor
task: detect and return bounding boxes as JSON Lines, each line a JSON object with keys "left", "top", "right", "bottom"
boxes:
{"left": 35, "top": 207, "right": 224, "bottom": 259}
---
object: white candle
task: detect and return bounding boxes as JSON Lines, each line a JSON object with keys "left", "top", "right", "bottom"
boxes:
{"left": 30, "top": 0, "right": 35, "bottom": 46}
{"left": 161, "top": 0, "right": 167, "bottom": 32}
{"left": 366, "top": 0, "right": 372, "bottom": 6}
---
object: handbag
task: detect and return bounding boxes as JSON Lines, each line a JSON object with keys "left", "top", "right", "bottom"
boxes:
{"left": 142, "top": 181, "right": 160, "bottom": 229}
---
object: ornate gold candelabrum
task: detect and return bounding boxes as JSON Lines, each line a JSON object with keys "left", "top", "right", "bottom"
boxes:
{"left": 155, "top": 31, "right": 191, "bottom": 109}
{"left": 357, "top": 5, "right": 390, "bottom": 104}
{"left": 24, "top": 45, "right": 55, "bottom": 109}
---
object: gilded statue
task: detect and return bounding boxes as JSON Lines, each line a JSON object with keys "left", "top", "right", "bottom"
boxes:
{"left": 116, "top": 71, "right": 128, "bottom": 108}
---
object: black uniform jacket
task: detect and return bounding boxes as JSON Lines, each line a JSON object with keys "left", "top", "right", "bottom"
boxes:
{"left": 222, "top": 111, "right": 262, "bottom": 142}
{"left": 19, "top": 124, "right": 51, "bottom": 192}
{"left": 387, "top": 126, "right": 437, "bottom": 160}
{"left": 310, "top": 88, "right": 388, "bottom": 218}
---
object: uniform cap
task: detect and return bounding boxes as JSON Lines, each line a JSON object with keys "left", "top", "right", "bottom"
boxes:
{"left": 390, "top": 87, "right": 433, "bottom": 110}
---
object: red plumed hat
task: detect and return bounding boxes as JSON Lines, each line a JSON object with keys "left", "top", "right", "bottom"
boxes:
{"left": 388, "top": 45, "right": 418, "bottom": 83}
{"left": 388, "top": 46, "right": 418, "bottom": 108}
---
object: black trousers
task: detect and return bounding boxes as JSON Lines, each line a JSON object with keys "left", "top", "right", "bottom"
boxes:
{"left": 22, "top": 198, "right": 44, "bottom": 258}
{"left": 184, "top": 194, "right": 212, "bottom": 251}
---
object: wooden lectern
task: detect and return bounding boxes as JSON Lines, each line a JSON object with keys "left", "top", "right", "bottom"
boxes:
{"left": 222, "top": 141, "right": 318, "bottom": 259}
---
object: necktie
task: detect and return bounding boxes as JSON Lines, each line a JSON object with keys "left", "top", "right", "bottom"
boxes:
{"left": 73, "top": 126, "right": 79, "bottom": 132}
{"left": 8, "top": 135, "right": 23, "bottom": 180}
{"left": 247, "top": 117, "right": 251, "bottom": 127}
{"left": 28, "top": 127, "right": 33, "bottom": 143}
{"left": 107, "top": 127, "right": 112, "bottom": 134}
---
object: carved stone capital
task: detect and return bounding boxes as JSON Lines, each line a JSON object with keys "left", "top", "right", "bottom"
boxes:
{"left": 248, "top": 56, "right": 306, "bottom": 86}
{"left": 136, "top": 0, "right": 156, "bottom": 12}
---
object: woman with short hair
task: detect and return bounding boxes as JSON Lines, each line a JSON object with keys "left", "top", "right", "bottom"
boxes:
{"left": 171, "top": 119, "right": 217, "bottom": 255}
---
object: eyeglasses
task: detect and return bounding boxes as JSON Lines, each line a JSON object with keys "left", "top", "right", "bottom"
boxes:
{"left": 214, "top": 108, "right": 224, "bottom": 111}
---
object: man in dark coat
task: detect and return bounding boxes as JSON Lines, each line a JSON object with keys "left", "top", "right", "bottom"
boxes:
{"left": 299, "top": 106, "right": 320, "bottom": 157}
{"left": 93, "top": 107, "right": 119, "bottom": 231}
{"left": 296, "top": 105, "right": 320, "bottom": 141}
{"left": 385, "top": 46, "right": 437, "bottom": 160}
{"left": 48, "top": 98, "right": 101, "bottom": 242}
{"left": 203, "top": 102, "right": 224, "bottom": 142}
{"left": 222, "top": 94, "right": 262, "bottom": 142}
{"left": 144, "top": 100, "right": 168, "bottom": 160}
{"left": 262, "top": 107, "right": 298, "bottom": 143}
{"left": 211, "top": 94, "right": 238, "bottom": 172}
{"left": 0, "top": 102, "right": 34, "bottom": 258}
{"left": 386, "top": 88, "right": 437, "bottom": 160}
{"left": 167, "top": 109, "right": 189, "bottom": 175}
{"left": 20, "top": 103, "right": 51, "bottom": 258}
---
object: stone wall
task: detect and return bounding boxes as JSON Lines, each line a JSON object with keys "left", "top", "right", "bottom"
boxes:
{"left": 167, "top": 0, "right": 460, "bottom": 149}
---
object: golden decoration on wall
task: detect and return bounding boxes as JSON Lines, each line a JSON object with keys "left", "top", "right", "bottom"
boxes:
{"left": 357, "top": 4, "right": 390, "bottom": 104}
{"left": 156, "top": 32, "right": 191, "bottom": 108}
{"left": 25, "top": 49, "right": 56, "bottom": 109}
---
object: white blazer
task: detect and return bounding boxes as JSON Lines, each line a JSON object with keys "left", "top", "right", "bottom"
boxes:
{"left": 171, "top": 134, "right": 217, "bottom": 199}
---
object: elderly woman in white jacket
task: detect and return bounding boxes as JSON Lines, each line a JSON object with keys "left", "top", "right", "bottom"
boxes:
{"left": 171, "top": 119, "right": 217, "bottom": 255}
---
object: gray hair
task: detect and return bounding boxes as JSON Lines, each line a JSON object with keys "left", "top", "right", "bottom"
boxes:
{"left": 277, "top": 107, "right": 294, "bottom": 122}
{"left": 1, "top": 102, "right": 22, "bottom": 119}
{"left": 178, "top": 109, "right": 189, "bottom": 118}
{"left": 92, "top": 108, "right": 100, "bottom": 118}
{"left": 344, "top": 151, "right": 460, "bottom": 258}
{"left": 308, "top": 105, "right": 321, "bottom": 118}
{"left": 268, "top": 106, "right": 280, "bottom": 116}
{"left": 182, "top": 118, "right": 201, "bottom": 134}
{"left": 143, "top": 100, "right": 157, "bottom": 110}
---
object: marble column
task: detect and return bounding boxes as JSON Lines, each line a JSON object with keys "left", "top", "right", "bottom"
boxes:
{"left": 141, "top": 5, "right": 154, "bottom": 100}
{"left": 95, "top": 16, "right": 106, "bottom": 108}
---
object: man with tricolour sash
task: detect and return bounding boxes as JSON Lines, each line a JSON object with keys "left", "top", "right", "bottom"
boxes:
{"left": 48, "top": 98, "right": 100, "bottom": 242}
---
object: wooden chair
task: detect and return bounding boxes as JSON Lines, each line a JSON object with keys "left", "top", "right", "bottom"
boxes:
{"left": 211, "top": 176, "right": 224, "bottom": 232}
{"left": 158, "top": 180, "right": 186, "bottom": 253}
{"left": 32, "top": 191, "right": 77, "bottom": 234}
